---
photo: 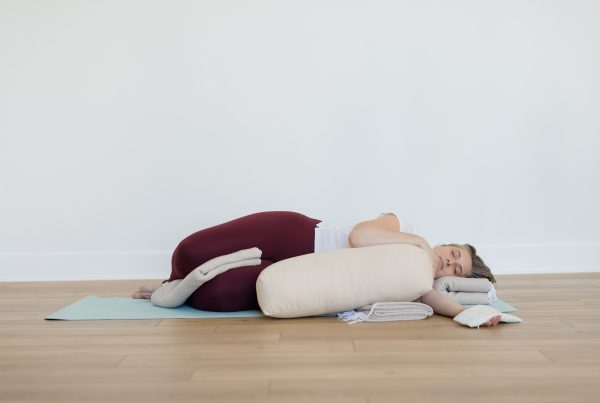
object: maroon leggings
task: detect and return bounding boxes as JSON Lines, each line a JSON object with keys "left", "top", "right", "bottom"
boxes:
{"left": 168, "top": 211, "right": 321, "bottom": 311}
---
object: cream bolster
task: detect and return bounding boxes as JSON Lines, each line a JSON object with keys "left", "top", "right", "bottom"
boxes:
{"left": 256, "top": 244, "right": 434, "bottom": 318}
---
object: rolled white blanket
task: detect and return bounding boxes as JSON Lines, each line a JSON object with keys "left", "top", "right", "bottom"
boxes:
{"left": 433, "top": 276, "right": 498, "bottom": 305}
{"left": 337, "top": 302, "right": 434, "bottom": 324}
{"left": 151, "top": 247, "right": 262, "bottom": 308}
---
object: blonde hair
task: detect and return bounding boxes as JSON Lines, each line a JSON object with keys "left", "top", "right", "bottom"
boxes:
{"left": 444, "top": 243, "right": 496, "bottom": 284}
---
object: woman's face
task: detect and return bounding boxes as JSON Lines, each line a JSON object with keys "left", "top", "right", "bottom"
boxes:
{"left": 432, "top": 245, "right": 473, "bottom": 279}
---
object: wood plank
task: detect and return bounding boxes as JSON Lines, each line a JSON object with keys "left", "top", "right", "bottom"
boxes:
{"left": 0, "top": 340, "right": 353, "bottom": 358}
{"left": 540, "top": 347, "right": 600, "bottom": 363}
{"left": 562, "top": 319, "right": 600, "bottom": 330}
{"left": 0, "top": 332, "right": 281, "bottom": 347}
{"left": 0, "top": 355, "right": 124, "bottom": 370}
{"left": 271, "top": 369, "right": 599, "bottom": 400}
{"left": 0, "top": 319, "right": 163, "bottom": 328}
{"left": 185, "top": 351, "right": 550, "bottom": 380}
{"left": 354, "top": 337, "right": 600, "bottom": 352}
{"left": 0, "top": 380, "right": 268, "bottom": 399}
{"left": 0, "top": 324, "right": 216, "bottom": 336}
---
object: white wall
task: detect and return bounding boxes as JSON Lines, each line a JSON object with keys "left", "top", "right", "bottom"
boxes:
{"left": 1, "top": 0, "right": 599, "bottom": 281}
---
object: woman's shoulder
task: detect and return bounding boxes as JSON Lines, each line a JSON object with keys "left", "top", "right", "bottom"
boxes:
{"left": 319, "top": 212, "right": 413, "bottom": 233}
{"left": 379, "top": 212, "right": 414, "bottom": 233}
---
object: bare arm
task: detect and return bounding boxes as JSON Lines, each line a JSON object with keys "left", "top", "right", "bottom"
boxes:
{"left": 348, "top": 213, "right": 427, "bottom": 249}
{"left": 420, "top": 290, "right": 502, "bottom": 326}
{"left": 420, "top": 289, "right": 466, "bottom": 317}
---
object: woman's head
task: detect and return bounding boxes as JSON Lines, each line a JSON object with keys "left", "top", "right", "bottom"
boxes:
{"left": 432, "top": 243, "right": 496, "bottom": 283}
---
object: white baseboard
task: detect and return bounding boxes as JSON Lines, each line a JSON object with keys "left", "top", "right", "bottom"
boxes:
{"left": 1, "top": 242, "right": 598, "bottom": 282}
{"left": 0, "top": 251, "right": 172, "bottom": 282}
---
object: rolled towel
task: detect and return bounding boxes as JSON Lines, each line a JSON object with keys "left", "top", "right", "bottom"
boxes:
{"left": 337, "top": 302, "right": 434, "bottom": 324}
{"left": 194, "top": 247, "right": 262, "bottom": 275}
{"left": 151, "top": 257, "right": 261, "bottom": 308}
{"left": 151, "top": 247, "right": 262, "bottom": 308}
{"left": 433, "top": 276, "right": 497, "bottom": 305}
{"left": 453, "top": 305, "right": 522, "bottom": 328}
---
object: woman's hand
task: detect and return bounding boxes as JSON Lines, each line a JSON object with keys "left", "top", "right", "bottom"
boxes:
{"left": 131, "top": 282, "right": 162, "bottom": 299}
{"left": 483, "top": 315, "right": 502, "bottom": 326}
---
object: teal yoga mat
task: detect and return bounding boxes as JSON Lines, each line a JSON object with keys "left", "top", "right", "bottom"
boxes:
{"left": 46, "top": 296, "right": 264, "bottom": 320}
{"left": 46, "top": 295, "right": 518, "bottom": 320}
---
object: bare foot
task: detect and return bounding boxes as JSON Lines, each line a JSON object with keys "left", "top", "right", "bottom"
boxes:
{"left": 131, "top": 283, "right": 163, "bottom": 299}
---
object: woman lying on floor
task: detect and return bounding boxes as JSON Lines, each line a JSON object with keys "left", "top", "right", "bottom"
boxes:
{"left": 132, "top": 211, "right": 502, "bottom": 327}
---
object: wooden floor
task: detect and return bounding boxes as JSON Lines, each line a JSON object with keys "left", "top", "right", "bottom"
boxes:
{"left": 1, "top": 273, "right": 600, "bottom": 403}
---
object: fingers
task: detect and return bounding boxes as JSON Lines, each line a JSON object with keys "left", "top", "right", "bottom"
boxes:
{"left": 131, "top": 283, "right": 162, "bottom": 299}
{"left": 131, "top": 290, "right": 152, "bottom": 299}
{"left": 483, "top": 315, "right": 502, "bottom": 326}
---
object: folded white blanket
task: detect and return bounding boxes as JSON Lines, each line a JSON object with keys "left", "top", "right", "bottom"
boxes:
{"left": 433, "top": 276, "right": 498, "bottom": 305}
{"left": 337, "top": 302, "right": 434, "bottom": 324}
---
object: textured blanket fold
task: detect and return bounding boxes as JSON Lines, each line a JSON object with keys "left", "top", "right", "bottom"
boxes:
{"left": 433, "top": 276, "right": 497, "bottom": 305}
{"left": 337, "top": 302, "right": 434, "bottom": 324}
{"left": 151, "top": 247, "right": 262, "bottom": 308}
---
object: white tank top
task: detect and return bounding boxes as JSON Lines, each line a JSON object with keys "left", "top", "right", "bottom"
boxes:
{"left": 313, "top": 212, "right": 414, "bottom": 253}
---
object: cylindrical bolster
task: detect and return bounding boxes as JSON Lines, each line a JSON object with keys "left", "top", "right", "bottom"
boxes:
{"left": 256, "top": 244, "right": 433, "bottom": 318}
